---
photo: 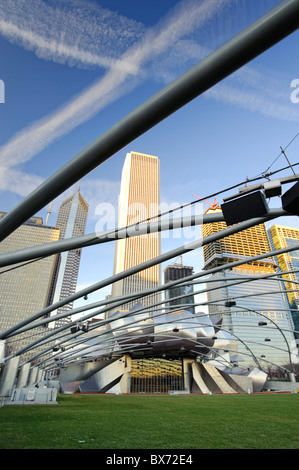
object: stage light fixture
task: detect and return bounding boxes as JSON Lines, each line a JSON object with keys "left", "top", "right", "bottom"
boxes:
{"left": 263, "top": 180, "right": 282, "bottom": 198}
{"left": 225, "top": 299, "right": 236, "bottom": 307}
{"left": 70, "top": 325, "right": 80, "bottom": 334}
{"left": 221, "top": 191, "right": 269, "bottom": 225}
{"left": 281, "top": 181, "right": 299, "bottom": 215}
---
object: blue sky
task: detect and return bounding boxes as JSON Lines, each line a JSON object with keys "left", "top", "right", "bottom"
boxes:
{"left": 0, "top": 0, "right": 298, "bottom": 313}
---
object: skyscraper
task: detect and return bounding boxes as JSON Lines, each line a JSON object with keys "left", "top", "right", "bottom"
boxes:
{"left": 201, "top": 207, "right": 296, "bottom": 369}
{"left": 268, "top": 225, "right": 299, "bottom": 308}
{"left": 0, "top": 213, "right": 60, "bottom": 361}
{"left": 202, "top": 208, "right": 273, "bottom": 271}
{"left": 268, "top": 224, "right": 299, "bottom": 341}
{"left": 164, "top": 258, "right": 195, "bottom": 314}
{"left": 50, "top": 188, "right": 88, "bottom": 327}
{"left": 111, "top": 151, "right": 161, "bottom": 313}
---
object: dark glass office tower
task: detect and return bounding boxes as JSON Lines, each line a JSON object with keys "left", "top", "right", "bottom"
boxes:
{"left": 164, "top": 260, "right": 195, "bottom": 314}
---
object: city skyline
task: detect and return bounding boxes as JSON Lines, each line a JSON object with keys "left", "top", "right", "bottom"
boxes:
{"left": 0, "top": 0, "right": 298, "bottom": 313}
{"left": 1, "top": 0, "right": 299, "bottom": 405}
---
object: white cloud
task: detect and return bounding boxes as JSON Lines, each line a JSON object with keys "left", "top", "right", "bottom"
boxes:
{"left": 48, "top": 178, "right": 120, "bottom": 221}
{"left": 0, "top": 0, "right": 145, "bottom": 69}
{"left": 1, "top": 0, "right": 296, "bottom": 204}
{"left": 0, "top": 68, "right": 141, "bottom": 169}
{"left": 152, "top": 36, "right": 299, "bottom": 124}
{"left": 0, "top": 167, "right": 44, "bottom": 196}
{"left": 205, "top": 72, "right": 299, "bottom": 123}
{"left": 0, "top": 18, "right": 115, "bottom": 69}
{"left": 0, "top": 0, "right": 235, "bottom": 197}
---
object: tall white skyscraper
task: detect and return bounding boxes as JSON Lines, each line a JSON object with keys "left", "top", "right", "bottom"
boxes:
{"left": 50, "top": 188, "right": 88, "bottom": 327}
{"left": 111, "top": 151, "right": 161, "bottom": 312}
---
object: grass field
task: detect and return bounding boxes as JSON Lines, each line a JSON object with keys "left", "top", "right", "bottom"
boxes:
{"left": 0, "top": 393, "right": 299, "bottom": 449}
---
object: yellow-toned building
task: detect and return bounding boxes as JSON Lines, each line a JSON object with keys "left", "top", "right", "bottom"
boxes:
{"left": 111, "top": 151, "right": 161, "bottom": 312}
{"left": 202, "top": 207, "right": 275, "bottom": 273}
{"left": 268, "top": 225, "right": 299, "bottom": 308}
{"left": 201, "top": 207, "right": 296, "bottom": 368}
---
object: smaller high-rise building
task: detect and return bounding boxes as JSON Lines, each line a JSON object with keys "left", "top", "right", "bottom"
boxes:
{"left": 268, "top": 224, "right": 299, "bottom": 341}
{"left": 268, "top": 225, "right": 299, "bottom": 308}
{"left": 163, "top": 258, "right": 195, "bottom": 314}
{"left": 202, "top": 207, "right": 274, "bottom": 272}
{"left": 0, "top": 212, "right": 60, "bottom": 362}
{"left": 201, "top": 207, "right": 296, "bottom": 369}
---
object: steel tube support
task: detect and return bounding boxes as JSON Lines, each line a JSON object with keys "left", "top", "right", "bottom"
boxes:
{"left": 0, "top": 0, "right": 298, "bottom": 242}
{"left": 0, "top": 209, "right": 289, "bottom": 268}
{"left": 2, "top": 212, "right": 299, "bottom": 344}
{"left": 0, "top": 213, "right": 208, "bottom": 268}
{"left": 12, "top": 241, "right": 299, "bottom": 360}
{"left": 0, "top": 211, "right": 284, "bottom": 340}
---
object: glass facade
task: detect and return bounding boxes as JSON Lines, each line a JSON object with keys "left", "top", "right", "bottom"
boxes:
{"left": 269, "top": 225, "right": 299, "bottom": 341}
{"left": 130, "top": 358, "right": 183, "bottom": 393}
{"left": 201, "top": 209, "right": 296, "bottom": 370}
{"left": 207, "top": 269, "right": 295, "bottom": 369}
{"left": 164, "top": 264, "right": 195, "bottom": 314}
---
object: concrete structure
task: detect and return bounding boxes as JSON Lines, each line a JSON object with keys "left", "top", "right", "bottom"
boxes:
{"left": 9, "top": 382, "right": 58, "bottom": 405}
{"left": 0, "top": 357, "right": 20, "bottom": 396}
{"left": 16, "top": 364, "right": 31, "bottom": 389}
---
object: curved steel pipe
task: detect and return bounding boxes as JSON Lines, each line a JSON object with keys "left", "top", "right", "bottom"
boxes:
{"left": 0, "top": 210, "right": 288, "bottom": 340}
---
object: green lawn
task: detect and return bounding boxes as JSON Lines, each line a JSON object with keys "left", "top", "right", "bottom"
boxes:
{"left": 0, "top": 393, "right": 299, "bottom": 449}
